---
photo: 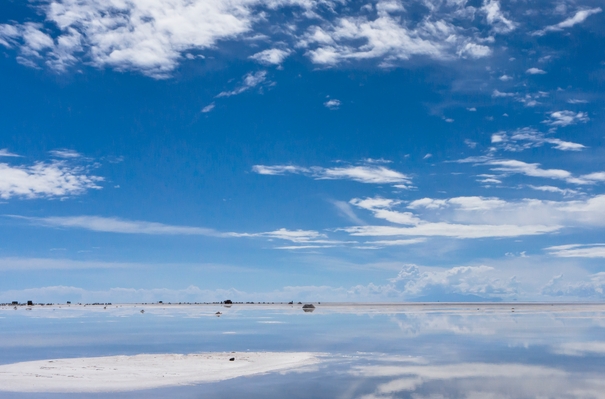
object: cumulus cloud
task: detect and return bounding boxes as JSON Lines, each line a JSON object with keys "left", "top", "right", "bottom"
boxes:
{"left": 299, "top": 0, "right": 494, "bottom": 66}
{"left": 324, "top": 99, "right": 341, "bottom": 109}
{"left": 0, "top": 0, "right": 504, "bottom": 76}
{"left": 216, "top": 71, "right": 267, "bottom": 97}
{"left": 252, "top": 163, "right": 412, "bottom": 185}
{"left": 388, "top": 264, "right": 517, "bottom": 299}
{"left": 526, "top": 67, "right": 546, "bottom": 74}
{"left": 534, "top": 7, "right": 602, "bottom": 36}
{"left": 542, "top": 272, "right": 605, "bottom": 298}
{"left": 543, "top": 110, "right": 589, "bottom": 127}
{"left": 249, "top": 48, "right": 291, "bottom": 65}
{"left": 0, "top": 1, "right": 287, "bottom": 77}
{"left": 0, "top": 161, "right": 102, "bottom": 199}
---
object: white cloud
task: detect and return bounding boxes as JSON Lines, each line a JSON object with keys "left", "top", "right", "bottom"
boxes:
{"left": 300, "top": 2, "right": 493, "bottom": 66}
{"left": 546, "top": 244, "right": 605, "bottom": 258}
{"left": 0, "top": 1, "right": 300, "bottom": 77}
{"left": 488, "top": 159, "right": 573, "bottom": 180}
{"left": 499, "top": 74, "right": 512, "bottom": 81}
{"left": 342, "top": 223, "right": 558, "bottom": 239}
{"left": 201, "top": 103, "right": 215, "bottom": 113}
{"left": 492, "top": 89, "right": 514, "bottom": 97}
{"left": 332, "top": 200, "right": 365, "bottom": 225}
{"left": 228, "top": 228, "right": 325, "bottom": 243}
{"left": 542, "top": 272, "right": 605, "bottom": 298}
{"left": 345, "top": 193, "right": 605, "bottom": 241}
{"left": 464, "top": 139, "right": 477, "bottom": 148}
{"left": 0, "top": 161, "right": 102, "bottom": 199}
{"left": 527, "top": 185, "right": 579, "bottom": 196}
{"left": 581, "top": 172, "right": 605, "bottom": 182}
{"left": 490, "top": 128, "right": 586, "bottom": 152}
{"left": 0, "top": 257, "right": 137, "bottom": 271}
{"left": 253, "top": 164, "right": 412, "bottom": 185}
{"left": 543, "top": 110, "right": 589, "bottom": 127}
{"left": 367, "top": 238, "right": 426, "bottom": 246}
{"left": 249, "top": 48, "right": 291, "bottom": 65}
{"left": 387, "top": 264, "right": 517, "bottom": 298}
{"left": 534, "top": 8, "right": 602, "bottom": 36}
{"left": 324, "top": 99, "right": 341, "bottom": 109}
{"left": 216, "top": 71, "right": 267, "bottom": 97}
{"left": 526, "top": 67, "right": 546, "bottom": 74}
{"left": 481, "top": 0, "right": 517, "bottom": 34}
{"left": 459, "top": 156, "right": 601, "bottom": 185}
{"left": 552, "top": 342, "right": 605, "bottom": 356}
{"left": 0, "top": 0, "right": 501, "bottom": 76}
{"left": 0, "top": 149, "right": 21, "bottom": 157}
{"left": 345, "top": 196, "right": 560, "bottom": 239}
{"left": 49, "top": 149, "right": 82, "bottom": 158}
{"left": 15, "top": 215, "right": 220, "bottom": 236}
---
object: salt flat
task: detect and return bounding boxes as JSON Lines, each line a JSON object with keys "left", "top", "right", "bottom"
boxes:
{"left": 0, "top": 352, "right": 321, "bottom": 392}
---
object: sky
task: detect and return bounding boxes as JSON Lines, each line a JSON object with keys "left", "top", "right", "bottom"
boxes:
{"left": 0, "top": 0, "right": 604, "bottom": 303}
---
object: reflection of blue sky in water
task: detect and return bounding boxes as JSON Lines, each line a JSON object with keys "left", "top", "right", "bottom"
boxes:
{"left": 2, "top": 304, "right": 605, "bottom": 398}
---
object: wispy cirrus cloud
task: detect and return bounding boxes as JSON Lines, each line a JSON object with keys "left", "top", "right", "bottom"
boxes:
{"left": 11, "top": 215, "right": 220, "bottom": 236}
{"left": 343, "top": 196, "right": 560, "bottom": 239}
{"left": 546, "top": 244, "right": 605, "bottom": 258}
{"left": 0, "top": 149, "right": 21, "bottom": 157}
{"left": 490, "top": 128, "right": 586, "bottom": 152}
{"left": 216, "top": 71, "right": 267, "bottom": 97}
{"left": 457, "top": 156, "right": 604, "bottom": 185}
{"left": 252, "top": 163, "right": 412, "bottom": 185}
{"left": 533, "top": 7, "right": 602, "bottom": 36}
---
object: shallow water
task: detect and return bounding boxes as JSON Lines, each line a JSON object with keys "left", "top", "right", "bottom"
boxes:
{"left": 1, "top": 303, "right": 605, "bottom": 398}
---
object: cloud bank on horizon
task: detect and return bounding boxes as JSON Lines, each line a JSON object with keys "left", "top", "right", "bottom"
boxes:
{"left": 0, "top": 0, "right": 604, "bottom": 302}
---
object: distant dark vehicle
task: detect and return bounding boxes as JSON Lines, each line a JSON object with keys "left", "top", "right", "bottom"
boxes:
{"left": 27, "top": 301, "right": 33, "bottom": 306}
{"left": 67, "top": 301, "right": 71, "bottom": 304}
{"left": 224, "top": 300, "right": 233, "bottom": 304}
{"left": 158, "top": 301, "right": 163, "bottom": 304}
{"left": 288, "top": 301, "right": 294, "bottom": 305}
{"left": 297, "top": 302, "right": 302, "bottom": 304}
{"left": 11, "top": 301, "right": 18, "bottom": 305}
{"left": 302, "top": 304, "right": 315, "bottom": 313}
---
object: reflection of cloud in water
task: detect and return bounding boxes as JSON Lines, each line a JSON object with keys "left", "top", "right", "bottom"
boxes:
{"left": 353, "top": 362, "right": 604, "bottom": 398}
{"left": 552, "top": 341, "right": 605, "bottom": 356}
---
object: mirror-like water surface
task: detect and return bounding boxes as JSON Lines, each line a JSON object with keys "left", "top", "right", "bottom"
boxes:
{"left": 1, "top": 303, "right": 605, "bottom": 398}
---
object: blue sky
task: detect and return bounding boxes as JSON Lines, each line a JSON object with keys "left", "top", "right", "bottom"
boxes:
{"left": 0, "top": 0, "right": 604, "bottom": 302}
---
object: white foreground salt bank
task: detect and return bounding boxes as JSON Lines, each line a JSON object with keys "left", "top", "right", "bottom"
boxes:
{"left": 0, "top": 352, "right": 321, "bottom": 392}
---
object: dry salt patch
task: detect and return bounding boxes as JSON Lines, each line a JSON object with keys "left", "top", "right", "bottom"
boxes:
{"left": 0, "top": 352, "right": 321, "bottom": 393}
